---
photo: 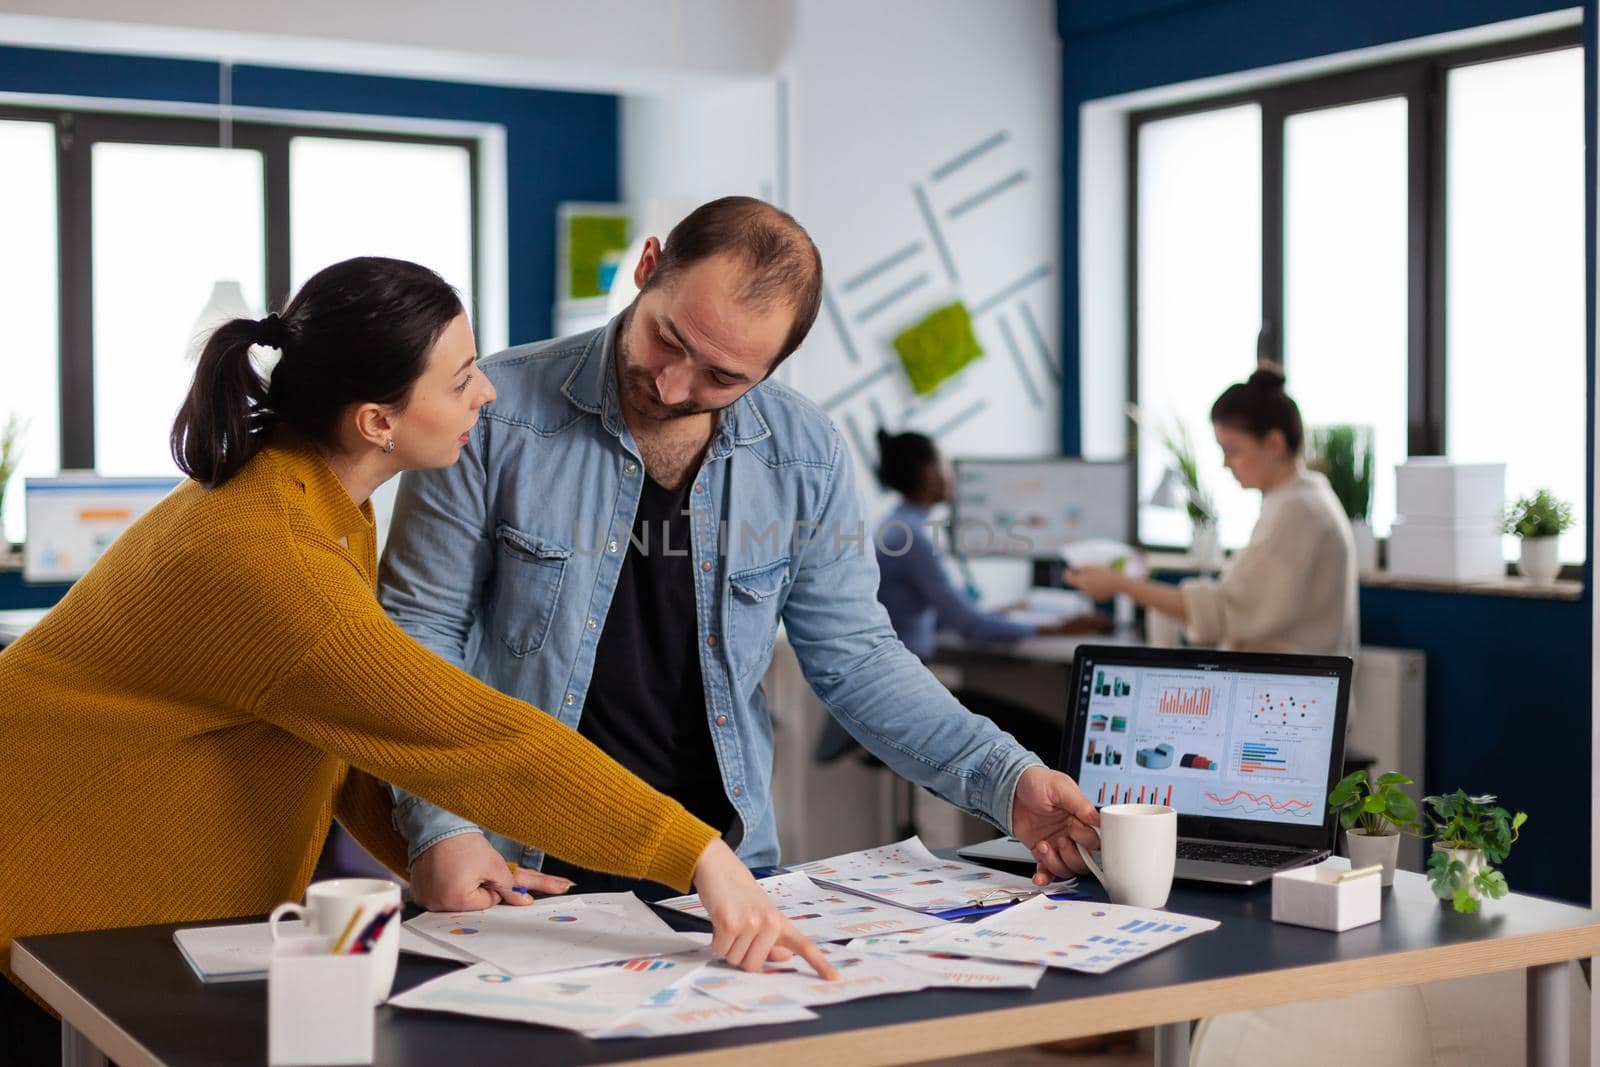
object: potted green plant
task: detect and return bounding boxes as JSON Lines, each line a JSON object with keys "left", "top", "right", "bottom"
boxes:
{"left": 1126, "top": 406, "right": 1220, "bottom": 565}
{"left": 1161, "top": 420, "right": 1219, "bottom": 565}
{"left": 1308, "top": 424, "right": 1377, "bottom": 573}
{"left": 0, "top": 414, "right": 24, "bottom": 545}
{"left": 1423, "top": 790, "right": 1527, "bottom": 914}
{"left": 1502, "top": 489, "right": 1571, "bottom": 586}
{"left": 1327, "top": 769, "right": 1418, "bottom": 886}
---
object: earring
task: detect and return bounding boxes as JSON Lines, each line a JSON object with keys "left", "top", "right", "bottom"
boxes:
{"left": 381, "top": 436, "right": 396, "bottom": 455}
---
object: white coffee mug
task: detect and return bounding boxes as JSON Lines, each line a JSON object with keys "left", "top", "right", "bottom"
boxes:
{"left": 269, "top": 877, "right": 401, "bottom": 1005}
{"left": 1074, "top": 803, "right": 1178, "bottom": 908}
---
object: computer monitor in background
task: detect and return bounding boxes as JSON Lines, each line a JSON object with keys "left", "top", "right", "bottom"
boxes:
{"left": 23, "top": 474, "right": 182, "bottom": 583}
{"left": 950, "top": 458, "right": 1130, "bottom": 559}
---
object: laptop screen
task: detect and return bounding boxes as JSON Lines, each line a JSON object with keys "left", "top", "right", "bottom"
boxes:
{"left": 1066, "top": 646, "right": 1352, "bottom": 849}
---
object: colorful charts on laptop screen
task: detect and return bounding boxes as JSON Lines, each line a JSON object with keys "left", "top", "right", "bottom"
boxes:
{"left": 1074, "top": 663, "right": 1340, "bottom": 825}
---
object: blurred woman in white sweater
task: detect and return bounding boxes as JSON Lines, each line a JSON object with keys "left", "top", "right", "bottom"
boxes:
{"left": 1065, "top": 363, "right": 1357, "bottom": 657}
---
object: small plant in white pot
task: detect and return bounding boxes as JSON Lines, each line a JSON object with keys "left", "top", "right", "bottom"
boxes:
{"left": 1308, "top": 424, "right": 1377, "bottom": 574}
{"left": 1327, "top": 769, "right": 1418, "bottom": 886}
{"left": 1423, "top": 790, "right": 1527, "bottom": 914}
{"left": 1503, "top": 488, "right": 1571, "bottom": 585}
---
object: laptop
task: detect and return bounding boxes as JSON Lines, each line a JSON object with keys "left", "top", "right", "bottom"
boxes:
{"left": 959, "top": 644, "right": 1353, "bottom": 886}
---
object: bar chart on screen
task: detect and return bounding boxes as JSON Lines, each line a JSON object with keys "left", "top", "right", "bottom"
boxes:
{"left": 1095, "top": 781, "right": 1174, "bottom": 806}
{"left": 1139, "top": 672, "right": 1232, "bottom": 737}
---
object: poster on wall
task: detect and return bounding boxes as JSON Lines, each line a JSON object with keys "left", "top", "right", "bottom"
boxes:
{"left": 557, "top": 202, "right": 631, "bottom": 303}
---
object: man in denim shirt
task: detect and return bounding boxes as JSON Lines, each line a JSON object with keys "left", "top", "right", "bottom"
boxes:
{"left": 379, "top": 197, "right": 1100, "bottom": 909}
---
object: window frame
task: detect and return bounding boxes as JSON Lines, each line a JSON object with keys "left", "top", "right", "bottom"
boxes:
{"left": 1124, "top": 26, "right": 1583, "bottom": 555}
{"left": 0, "top": 103, "right": 481, "bottom": 470}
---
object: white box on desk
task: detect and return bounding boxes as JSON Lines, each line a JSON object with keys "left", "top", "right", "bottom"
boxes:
{"left": 1272, "top": 862, "right": 1381, "bottom": 932}
{"left": 1393, "top": 459, "right": 1505, "bottom": 521}
{"left": 1386, "top": 518, "right": 1504, "bottom": 581}
{"left": 268, "top": 938, "right": 374, "bottom": 1065}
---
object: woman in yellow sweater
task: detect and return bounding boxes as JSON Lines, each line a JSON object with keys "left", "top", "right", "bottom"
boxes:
{"left": 0, "top": 257, "right": 833, "bottom": 1047}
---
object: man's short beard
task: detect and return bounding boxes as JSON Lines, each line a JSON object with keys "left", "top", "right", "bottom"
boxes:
{"left": 616, "top": 307, "right": 727, "bottom": 421}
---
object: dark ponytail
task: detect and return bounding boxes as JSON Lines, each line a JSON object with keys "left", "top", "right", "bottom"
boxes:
{"left": 1209, "top": 361, "right": 1303, "bottom": 454}
{"left": 171, "top": 257, "right": 463, "bottom": 488}
{"left": 875, "top": 428, "right": 939, "bottom": 497}
{"left": 171, "top": 318, "right": 277, "bottom": 486}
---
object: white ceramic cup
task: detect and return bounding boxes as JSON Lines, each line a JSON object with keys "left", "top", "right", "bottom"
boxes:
{"left": 269, "top": 877, "right": 401, "bottom": 1005}
{"left": 1074, "top": 803, "right": 1178, "bottom": 908}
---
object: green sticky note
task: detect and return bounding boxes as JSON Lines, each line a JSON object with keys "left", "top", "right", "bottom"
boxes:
{"left": 568, "top": 215, "right": 629, "bottom": 299}
{"left": 892, "top": 301, "right": 984, "bottom": 396}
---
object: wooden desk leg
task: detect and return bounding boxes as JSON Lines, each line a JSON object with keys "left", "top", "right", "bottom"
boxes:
{"left": 61, "top": 1021, "right": 108, "bottom": 1067}
{"left": 1154, "top": 1020, "right": 1191, "bottom": 1067}
{"left": 1527, "top": 962, "right": 1570, "bottom": 1067}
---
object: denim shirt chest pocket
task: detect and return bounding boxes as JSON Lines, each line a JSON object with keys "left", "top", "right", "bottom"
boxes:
{"left": 725, "top": 557, "right": 791, "bottom": 682}
{"left": 490, "top": 523, "right": 572, "bottom": 657}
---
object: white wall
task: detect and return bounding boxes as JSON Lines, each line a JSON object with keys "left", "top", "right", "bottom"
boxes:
{"left": 784, "top": 0, "right": 1062, "bottom": 598}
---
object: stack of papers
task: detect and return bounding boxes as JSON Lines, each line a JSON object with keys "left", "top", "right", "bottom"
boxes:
{"left": 385, "top": 840, "right": 1216, "bottom": 1041}
{"left": 404, "top": 892, "right": 700, "bottom": 976}
{"left": 911, "top": 895, "right": 1219, "bottom": 974}
{"left": 789, "top": 836, "right": 1076, "bottom": 912}
{"left": 657, "top": 871, "right": 947, "bottom": 941}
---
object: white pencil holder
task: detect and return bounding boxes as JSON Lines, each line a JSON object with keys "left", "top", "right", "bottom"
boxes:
{"left": 267, "top": 937, "right": 375, "bottom": 1066}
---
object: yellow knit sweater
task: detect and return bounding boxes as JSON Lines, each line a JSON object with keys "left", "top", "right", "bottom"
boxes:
{"left": 0, "top": 435, "right": 716, "bottom": 993}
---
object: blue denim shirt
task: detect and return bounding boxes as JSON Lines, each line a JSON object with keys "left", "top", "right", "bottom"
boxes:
{"left": 378, "top": 319, "right": 1041, "bottom": 869}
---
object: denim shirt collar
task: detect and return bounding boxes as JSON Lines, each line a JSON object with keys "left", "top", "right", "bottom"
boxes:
{"left": 560, "top": 312, "right": 774, "bottom": 460}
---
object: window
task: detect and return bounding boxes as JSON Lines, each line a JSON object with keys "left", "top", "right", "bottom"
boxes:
{"left": 1445, "top": 48, "right": 1586, "bottom": 563}
{"left": 0, "top": 120, "right": 58, "bottom": 544}
{"left": 0, "top": 104, "right": 480, "bottom": 502}
{"left": 1129, "top": 29, "right": 1584, "bottom": 562}
{"left": 91, "top": 143, "right": 266, "bottom": 478}
{"left": 1134, "top": 105, "right": 1262, "bottom": 551}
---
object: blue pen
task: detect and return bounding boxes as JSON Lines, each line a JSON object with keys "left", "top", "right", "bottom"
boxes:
{"left": 349, "top": 904, "right": 399, "bottom": 954}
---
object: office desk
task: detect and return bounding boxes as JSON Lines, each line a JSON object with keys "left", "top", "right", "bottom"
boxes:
{"left": 15, "top": 870, "right": 1598, "bottom": 1067}
{"left": 927, "top": 629, "right": 1141, "bottom": 727}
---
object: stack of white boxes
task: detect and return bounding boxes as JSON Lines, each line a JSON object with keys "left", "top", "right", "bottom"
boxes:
{"left": 1386, "top": 460, "right": 1506, "bottom": 582}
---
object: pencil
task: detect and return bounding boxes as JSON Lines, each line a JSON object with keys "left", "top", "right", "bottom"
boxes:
{"left": 330, "top": 907, "right": 365, "bottom": 954}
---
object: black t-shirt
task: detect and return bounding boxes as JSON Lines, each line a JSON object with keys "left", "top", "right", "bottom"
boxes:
{"left": 573, "top": 474, "right": 735, "bottom": 838}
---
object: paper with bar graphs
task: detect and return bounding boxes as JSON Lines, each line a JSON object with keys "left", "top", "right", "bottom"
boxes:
{"left": 788, "top": 836, "right": 1075, "bottom": 913}
{"left": 912, "top": 895, "right": 1218, "bottom": 973}
{"left": 657, "top": 871, "right": 949, "bottom": 941}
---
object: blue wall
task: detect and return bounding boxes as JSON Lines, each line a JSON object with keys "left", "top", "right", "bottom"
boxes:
{"left": 0, "top": 44, "right": 619, "bottom": 349}
{"left": 1057, "top": 0, "right": 1595, "bottom": 903}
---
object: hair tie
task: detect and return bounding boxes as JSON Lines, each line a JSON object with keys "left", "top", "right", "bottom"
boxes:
{"left": 255, "top": 313, "right": 290, "bottom": 350}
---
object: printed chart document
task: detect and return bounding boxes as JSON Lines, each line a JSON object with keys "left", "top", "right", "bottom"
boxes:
{"left": 690, "top": 944, "right": 931, "bottom": 1010}
{"left": 913, "top": 895, "right": 1219, "bottom": 973}
{"left": 389, "top": 955, "right": 706, "bottom": 1032}
{"left": 658, "top": 871, "right": 948, "bottom": 942}
{"left": 399, "top": 926, "right": 474, "bottom": 962}
{"left": 585, "top": 984, "right": 818, "bottom": 1040}
{"left": 790, "top": 836, "right": 1076, "bottom": 913}
{"left": 404, "top": 892, "right": 701, "bottom": 976}
{"left": 848, "top": 930, "right": 1046, "bottom": 990}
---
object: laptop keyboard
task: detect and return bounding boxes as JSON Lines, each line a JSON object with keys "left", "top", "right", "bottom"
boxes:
{"left": 1176, "top": 840, "right": 1303, "bottom": 868}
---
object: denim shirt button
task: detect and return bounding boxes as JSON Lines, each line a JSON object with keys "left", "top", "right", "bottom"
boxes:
{"left": 732, "top": 786, "right": 743, "bottom": 798}
{"left": 607, "top": 540, "right": 619, "bottom": 553}
{"left": 694, "top": 482, "right": 705, "bottom": 494}
{"left": 624, "top": 462, "right": 637, "bottom": 474}
{"left": 564, "top": 693, "right": 575, "bottom": 705}
{"left": 586, "top": 617, "right": 597, "bottom": 629}
{"left": 706, "top": 634, "right": 718, "bottom": 647}
{"left": 716, "top": 715, "right": 728, "bottom": 726}
{"left": 700, "top": 561, "right": 713, "bottom": 573}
